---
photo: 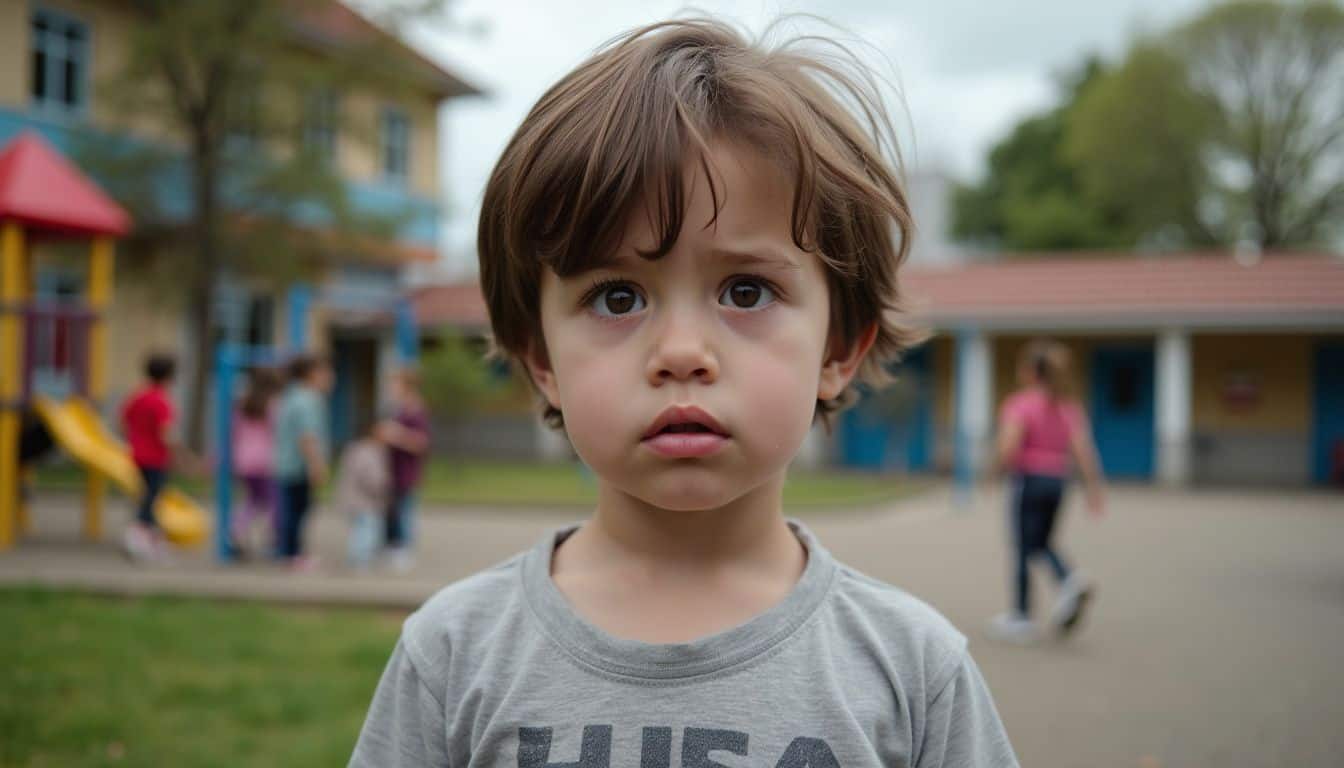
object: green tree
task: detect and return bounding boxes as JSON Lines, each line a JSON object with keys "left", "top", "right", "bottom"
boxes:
{"left": 1176, "top": 0, "right": 1344, "bottom": 247}
{"left": 82, "top": 0, "right": 449, "bottom": 450}
{"left": 1064, "top": 42, "right": 1219, "bottom": 248}
{"left": 419, "top": 331, "right": 502, "bottom": 424}
{"left": 957, "top": 0, "right": 1344, "bottom": 254}
{"left": 951, "top": 59, "right": 1134, "bottom": 251}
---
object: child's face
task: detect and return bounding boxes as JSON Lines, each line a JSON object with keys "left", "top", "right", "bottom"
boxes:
{"left": 527, "top": 141, "right": 872, "bottom": 512}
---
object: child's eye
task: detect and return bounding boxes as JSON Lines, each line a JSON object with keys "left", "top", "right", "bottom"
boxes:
{"left": 719, "top": 278, "right": 776, "bottom": 310}
{"left": 588, "top": 282, "right": 646, "bottom": 317}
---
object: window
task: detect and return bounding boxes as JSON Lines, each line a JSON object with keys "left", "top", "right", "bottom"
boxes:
{"left": 303, "top": 89, "right": 338, "bottom": 161}
{"left": 381, "top": 107, "right": 410, "bottom": 182}
{"left": 30, "top": 8, "right": 89, "bottom": 114}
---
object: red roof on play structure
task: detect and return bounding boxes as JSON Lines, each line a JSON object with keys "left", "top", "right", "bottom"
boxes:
{"left": 0, "top": 131, "right": 130, "bottom": 237}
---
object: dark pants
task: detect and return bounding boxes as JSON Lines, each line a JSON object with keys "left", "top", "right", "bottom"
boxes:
{"left": 136, "top": 466, "right": 166, "bottom": 528}
{"left": 385, "top": 489, "right": 412, "bottom": 547}
{"left": 1011, "top": 473, "right": 1072, "bottom": 615}
{"left": 278, "top": 478, "right": 311, "bottom": 559}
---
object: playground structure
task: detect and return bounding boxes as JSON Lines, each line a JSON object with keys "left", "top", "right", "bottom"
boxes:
{"left": 0, "top": 131, "right": 207, "bottom": 551}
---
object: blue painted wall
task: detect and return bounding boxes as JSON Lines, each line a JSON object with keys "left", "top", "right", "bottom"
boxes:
{"left": 840, "top": 345, "right": 932, "bottom": 471}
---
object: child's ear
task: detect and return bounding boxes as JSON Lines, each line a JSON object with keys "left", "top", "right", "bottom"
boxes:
{"left": 522, "top": 341, "right": 562, "bottom": 410}
{"left": 818, "top": 323, "right": 878, "bottom": 401}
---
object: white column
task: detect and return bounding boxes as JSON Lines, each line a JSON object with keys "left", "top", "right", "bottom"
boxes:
{"left": 954, "top": 329, "right": 994, "bottom": 495}
{"left": 1156, "top": 329, "right": 1192, "bottom": 486}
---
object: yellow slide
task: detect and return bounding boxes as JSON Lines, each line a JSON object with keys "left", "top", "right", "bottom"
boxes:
{"left": 31, "top": 396, "right": 209, "bottom": 547}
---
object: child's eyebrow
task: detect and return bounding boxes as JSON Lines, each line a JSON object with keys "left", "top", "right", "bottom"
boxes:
{"left": 708, "top": 246, "right": 801, "bottom": 271}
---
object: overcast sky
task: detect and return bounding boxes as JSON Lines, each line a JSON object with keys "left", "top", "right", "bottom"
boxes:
{"left": 405, "top": 0, "right": 1213, "bottom": 272}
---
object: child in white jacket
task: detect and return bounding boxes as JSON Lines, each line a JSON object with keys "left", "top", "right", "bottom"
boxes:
{"left": 337, "top": 419, "right": 390, "bottom": 570}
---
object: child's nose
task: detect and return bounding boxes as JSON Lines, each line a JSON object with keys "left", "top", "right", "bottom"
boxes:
{"left": 645, "top": 309, "right": 719, "bottom": 386}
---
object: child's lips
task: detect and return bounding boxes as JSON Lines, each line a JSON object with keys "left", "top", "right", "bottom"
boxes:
{"left": 641, "top": 431, "right": 729, "bottom": 458}
{"left": 640, "top": 405, "right": 730, "bottom": 458}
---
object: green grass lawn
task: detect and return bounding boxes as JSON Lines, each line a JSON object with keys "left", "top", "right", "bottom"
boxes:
{"left": 1, "top": 589, "right": 401, "bottom": 767}
{"left": 32, "top": 459, "right": 927, "bottom": 509}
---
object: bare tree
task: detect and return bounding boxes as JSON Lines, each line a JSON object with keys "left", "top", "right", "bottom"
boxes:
{"left": 1178, "top": 1, "right": 1344, "bottom": 248}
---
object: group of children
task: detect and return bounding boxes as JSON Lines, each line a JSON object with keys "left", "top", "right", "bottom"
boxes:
{"left": 119, "top": 352, "right": 429, "bottom": 572}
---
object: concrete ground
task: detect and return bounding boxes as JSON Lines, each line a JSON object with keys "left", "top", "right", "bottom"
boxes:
{"left": 4, "top": 483, "right": 1342, "bottom": 767}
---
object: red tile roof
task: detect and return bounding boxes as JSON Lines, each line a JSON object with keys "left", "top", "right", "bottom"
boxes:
{"left": 411, "top": 252, "right": 1344, "bottom": 332}
{"left": 290, "top": 1, "right": 483, "bottom": 99}
{"left": 902, "top": 253, "right": 1344, "bottom": 328}
{"left": 412, "top": 280, "right": 489, "bottom": 329}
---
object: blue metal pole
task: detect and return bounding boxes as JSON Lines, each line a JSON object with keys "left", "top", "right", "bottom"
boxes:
{"left": 286, "top": 284, "right": 311, "bottom": 352}
{"left": 213, "top": 343, "right": 236, "bottom": 561}
{"left": 395, "top": 297, "right": 418, "bottom": 363}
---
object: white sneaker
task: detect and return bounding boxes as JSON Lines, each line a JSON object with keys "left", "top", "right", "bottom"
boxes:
{"left": 1051, "top": 572, "right": 1095, "bottom": 635}
{"left": 988, "top": 612, "right": 1038, "bottom": 645}
{"left": 121, "top": 525, "right": 156, "bottom": 563}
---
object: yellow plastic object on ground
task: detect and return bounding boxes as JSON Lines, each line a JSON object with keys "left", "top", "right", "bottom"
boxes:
{"left": 31, "top": 396, "right": 209, "bottom": 547}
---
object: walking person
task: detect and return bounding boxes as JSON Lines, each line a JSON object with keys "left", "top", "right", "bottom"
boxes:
{"left": 378, "top": 367, "right": 430, "bottom": 572}
{"left": 273, "top": 355, "right": 332, "bottom": 571}
{"left": 990, "top": 340, "right": 1106, "bottom": 643}
{"left": 119, "top": 353, "right": 180, "bottom": 562}
{"left": 229, "top": 366, "right": 280, "bottom": 558}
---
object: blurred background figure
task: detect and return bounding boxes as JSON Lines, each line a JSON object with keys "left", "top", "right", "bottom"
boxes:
{"left": 229, "top": 367, "right": 281, "bottom": 559}
{"left": 338, "top": 413, "right": 391, "bottom": 571}
{"left": 990, "top": 340, "right": 1106, "bottom": 644}
{"left": 379, "top": 368, "right": 431, "bottom": 573}
{"left": 118, "top": 353, "right": 178, "bottom": 563}
{"left": 274, "top": 355, "right": 333, "bottom": 572}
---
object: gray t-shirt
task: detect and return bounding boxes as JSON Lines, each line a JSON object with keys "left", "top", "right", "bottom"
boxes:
{"left": 351, "top": 522, "right": 1018, "bottom": 768}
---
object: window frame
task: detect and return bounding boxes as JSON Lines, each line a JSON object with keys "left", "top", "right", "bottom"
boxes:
{"left": 29, "top": 4, "right": 93, "bottom": 117}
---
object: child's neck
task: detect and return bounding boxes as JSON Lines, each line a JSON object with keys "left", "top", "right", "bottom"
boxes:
{"left": 586, "top": 474, "right": 797, "bottom": 565}
{"left": 551, "top": 473, "right": 805, "bottom": 643}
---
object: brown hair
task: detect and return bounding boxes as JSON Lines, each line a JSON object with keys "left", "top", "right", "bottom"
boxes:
{"left": 478, "top": 17, "right": 921, "bottom": 427}
{"left": 1020, "top": 339, "right": 1074, "bottom": 400}
{"left": 240, "top": 367, "right": 280, "bottom": 420}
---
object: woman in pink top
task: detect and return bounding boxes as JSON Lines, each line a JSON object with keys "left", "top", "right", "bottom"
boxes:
{"left": 990, "top": 340, "right": 1106, "bottom": 643}
{"left": 230, "top": 367, "right": 281, "bottom": 558}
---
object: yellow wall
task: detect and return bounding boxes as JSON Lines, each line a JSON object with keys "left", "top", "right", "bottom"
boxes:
{"left": 338, "top": 90, "right": 440, "bottom": 198}
{"left": 104, "top": 278, "right": 183, "bottom": 402}
{"left": 1, "top": 0, "right": 443, "bottom": 200}
{"left": 0, "top": 2, "right": 24, "bottom": 106}
{"left": 1192, "top": 334, "right": 1312, "bottom": 432}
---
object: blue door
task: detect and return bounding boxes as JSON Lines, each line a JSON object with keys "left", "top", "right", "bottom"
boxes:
{"left": 1312, "top": 342, "right": 1344, "bottom": 485}
{"left": 841, "top": 345, "right": 931, "bottom": 471}
{"left": 1090, "top": 344, "right": 1155, "bottom": 479}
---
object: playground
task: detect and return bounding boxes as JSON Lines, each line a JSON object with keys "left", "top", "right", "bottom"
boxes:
{"left": 4, "top": 483, "right": 1343, "bottom": 767}
{"left": 0, "top": 131, "right": 425, "bottom": 564}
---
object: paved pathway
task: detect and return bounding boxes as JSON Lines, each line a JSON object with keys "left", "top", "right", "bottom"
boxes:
{"left": 4, "top": 483, "right": 1342, "bottom": 767}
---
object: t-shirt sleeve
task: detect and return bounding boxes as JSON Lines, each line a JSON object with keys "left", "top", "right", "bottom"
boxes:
{"left": 297, "top": 394, "right": 322, "bottom": 439}
{"left": 916, "top": 651, "right": 1019, "bottom": 768}
{"left": 350, "top": 638, "right": 450, "bottom": 767}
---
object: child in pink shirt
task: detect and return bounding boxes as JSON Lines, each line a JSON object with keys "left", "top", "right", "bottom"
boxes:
{"left": 230, "top": 367, "right": 280, "bottom": 558}
{"left": 991, "top": 340, "right": 1106, "bottom": 644}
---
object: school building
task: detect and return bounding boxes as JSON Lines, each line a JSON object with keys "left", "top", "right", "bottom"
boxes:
{"left": 412, "top": 252, "right": 1344, "bottom": 488}
{"left": 0, "top": 0, "right": 480, "bottom": 445}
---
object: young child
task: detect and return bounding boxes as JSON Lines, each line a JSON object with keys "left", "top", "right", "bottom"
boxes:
{"left": 378, "top": 368, "right": 430, "bottom": 572}
{"left": 337, "top": 416, "right": 391, "bottom": 570}
{"left": 119, "top": 353, "right": 178, "bottom": 562}
{"left": 353, "top": 19, "right": 1018, "bottom": 767}
{"left": 230, "top": 366, "right": 281, "bottom": 558}
{"left": 991, "top": 340, "right": 1106, "bottom": 643}
{"left": 273, "top": 354, "right": 332, "bottom": 571}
